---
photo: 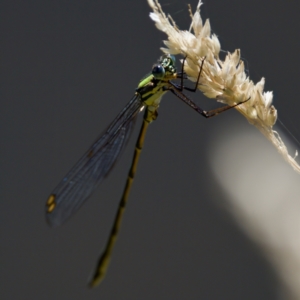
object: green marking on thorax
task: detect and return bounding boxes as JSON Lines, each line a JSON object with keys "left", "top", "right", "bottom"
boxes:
{"left": 137, "top": 74, "right": 154, "bottom": 89}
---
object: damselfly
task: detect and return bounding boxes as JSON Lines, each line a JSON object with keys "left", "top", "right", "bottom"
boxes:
{"left": 46, "top": 54, "right": 246, "bottom": 287}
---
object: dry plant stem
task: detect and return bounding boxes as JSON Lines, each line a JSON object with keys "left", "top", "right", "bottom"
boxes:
{"left": 147, "top": 0, "right": 300, "bottom": 173}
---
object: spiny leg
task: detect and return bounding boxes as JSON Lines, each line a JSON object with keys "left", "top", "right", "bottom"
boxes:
{"left": 170, "top": 56, "right": 250, "bottom": 118}
{"left": 167, "top": 84, "right": 250, "bottom": 119}
{"left": 200, "top": 97, "right": 250, "bottom": 118}
{"left": 177, "top": 56, "right": 206, "bottom": 93}
{"left": 89, "top": 107, "right": 157, "bottom": 287}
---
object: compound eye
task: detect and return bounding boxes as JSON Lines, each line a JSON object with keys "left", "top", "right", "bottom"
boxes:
{"left": 169, "top": 55, "right": 176, "bottom": 65}
{"left": 152, "top": 64, "right": 165, "bottom": 79}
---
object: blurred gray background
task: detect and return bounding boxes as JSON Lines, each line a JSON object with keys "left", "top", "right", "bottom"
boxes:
{"left": 1, "top": 0, "right": 299, "bottom": 299}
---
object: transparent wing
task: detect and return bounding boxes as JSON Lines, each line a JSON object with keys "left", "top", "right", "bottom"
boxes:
{"left": 46, "top": 94, "right": 143, "bottom": 227}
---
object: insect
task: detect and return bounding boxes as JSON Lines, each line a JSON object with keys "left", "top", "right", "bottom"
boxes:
{"left": 46, "top": 54, "right": 246, "bottom": 287}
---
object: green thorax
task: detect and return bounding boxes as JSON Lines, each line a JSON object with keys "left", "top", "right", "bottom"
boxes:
{"left": 136, "top": 55, "right": 177, "bottom": 109}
